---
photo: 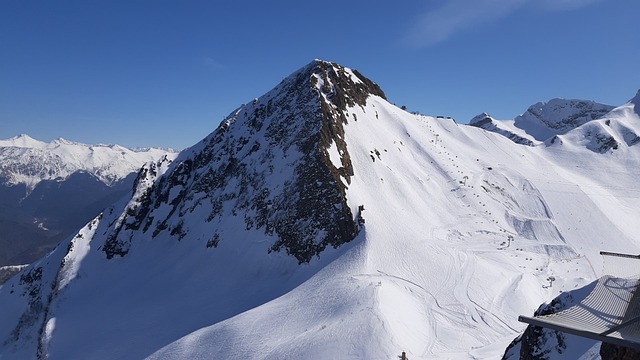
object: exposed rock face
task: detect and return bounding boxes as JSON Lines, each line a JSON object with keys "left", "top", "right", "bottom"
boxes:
{"left": 469, "top": 113, "right": 535, "bottom": 146}
{"left": 547, "top": 120, "right": 625, "bottom": 154}
{"left": 631, "top": 89, "right": 640, "bottom": 117}
{"left": 503, "top": 292, "right": 572, "bottom": 359}
{"left": 101, "top": 60, "right": 384, "bottom": 263}
{"left": 600, "top": 342, "right": 640, "bottom": 360}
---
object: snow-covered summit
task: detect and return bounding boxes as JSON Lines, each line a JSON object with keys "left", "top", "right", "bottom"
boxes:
{"left": 0, "top": 135, "right": 179, "bottom": 192}
{"left": 551, "top": 91, "right": 640, "bottom": 153}
{"left": 102, "top": 59, "right": 387, "bottom": 263}
{"left": 0, "top": 134, "right": 48, "bottom": 148}
{"left": 471, "top": 94, "right": 640, "bottom": 153}
{"left": 514, "top": 98, "right": 615, "bottom": 141}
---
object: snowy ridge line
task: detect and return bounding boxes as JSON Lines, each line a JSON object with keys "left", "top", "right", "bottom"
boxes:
{"left": 0, "top": 134, "right": 179, "bottom": 191}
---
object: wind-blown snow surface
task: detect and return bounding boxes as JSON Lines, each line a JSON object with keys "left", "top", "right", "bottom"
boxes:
{"left": 1, "top": 61, "right": 639, "bottom": 359}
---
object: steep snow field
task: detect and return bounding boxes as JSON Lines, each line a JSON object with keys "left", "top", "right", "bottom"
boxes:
{"left": 1, "top": 62, "right": 638, "bottom": 359}
{"left": 150, "top": 97, "right": 640, "bottom": 358}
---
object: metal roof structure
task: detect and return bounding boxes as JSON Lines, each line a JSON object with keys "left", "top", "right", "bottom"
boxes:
{"left": 519, "top": 252, "right": 640, "bottom": 349}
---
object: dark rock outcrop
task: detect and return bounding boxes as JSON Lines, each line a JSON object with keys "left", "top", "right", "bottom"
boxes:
{"left": 100, "top": 60, "right": 384, "bottom": 263}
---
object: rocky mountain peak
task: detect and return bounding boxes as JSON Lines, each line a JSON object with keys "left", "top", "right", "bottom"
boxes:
{"left": 469, "top": 112, "right": 535, "bottom": 146}
{"left": 469, "top": 112, "right": 493, "bottom": 126}
{"left": 514, "top": 98, "right": 615, "bottom": 140}
{"left": 102, "top": 60, "right": 383, "bottom": 263}
{"left": 310, "top": 60, "right": 386, "bottom": 108}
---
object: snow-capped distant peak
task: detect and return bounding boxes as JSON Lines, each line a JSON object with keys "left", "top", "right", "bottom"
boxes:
{"left": 0, "top": 134, "right": 47, "bottom": 148}
{"left": 474, "top": 90, "right": 640, "bottom": 153}
{"left": 51, "top": 137, "right": 82, "bottom": 146}
{"left": 0, "top": 135, "right": 179, "bottom": 191}
{"left": 513, "top": 98, "right": 615, "bottom": 141}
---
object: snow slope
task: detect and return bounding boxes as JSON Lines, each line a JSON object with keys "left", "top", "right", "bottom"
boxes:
{"left": 151, "top": 91, "right": 640, "bottom": 360}
{"left": 0, "top": 61, "right": 638, "bottom": 360}
{"left": 502, "top": 94, "right": 640, "bottom": 359}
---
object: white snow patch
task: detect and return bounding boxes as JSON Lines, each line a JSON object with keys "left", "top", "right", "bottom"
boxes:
{"left": 326, "top": 140, "right": 342, "bottom": 169}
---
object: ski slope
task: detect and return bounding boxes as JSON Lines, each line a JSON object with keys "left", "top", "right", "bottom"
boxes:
{"left": 150, "top": 90, "right": 640, "bottom": 358}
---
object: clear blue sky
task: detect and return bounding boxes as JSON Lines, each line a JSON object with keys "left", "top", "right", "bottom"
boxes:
{"left": 1, "top": 0, "right": 638, "bottom": 149}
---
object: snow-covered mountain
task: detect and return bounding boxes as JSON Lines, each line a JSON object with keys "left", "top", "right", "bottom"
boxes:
{"left": 471, "top": 93, "right": 640, "bottom": 157}
{"left": 0, "top": 60, "right": 638, "bottom": 359}
{"left": 470, "top": 98, "right": 617, "bottom": 146}
{"left": 0, "top": 136, "right": 178, "bottom": 267}
{"left": 0, "top": 134, "right": 176, "bottom": 192}
{"left": 513, "top": 99, "right": 615, "bottom": 141}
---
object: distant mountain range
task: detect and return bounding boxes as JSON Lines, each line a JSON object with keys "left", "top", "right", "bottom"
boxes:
{"left": 0, "top": 60, "right": 638, "bottom": 359}
{"left": 470, "top": 95, "right": 640, "bottom": 151}
{"left": 0, "top": 135, "right": 177, "bottom": 268}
